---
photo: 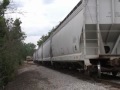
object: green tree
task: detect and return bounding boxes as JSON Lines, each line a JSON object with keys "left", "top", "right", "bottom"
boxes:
{"left": 23, "top": 43, "right": 36, "bottom": 58}
{"left": 0, "top": 0, "right": 26, "bottom": 88}
{"left": 37, "top": 27, "right": 55, "bottom": 47}
{"left": 0, "top": 18, "right": 26, "bottom": 88}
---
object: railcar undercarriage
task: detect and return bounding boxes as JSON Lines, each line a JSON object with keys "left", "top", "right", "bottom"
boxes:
{"left": 88, "top": 55, "right": 120, "bottom": 78}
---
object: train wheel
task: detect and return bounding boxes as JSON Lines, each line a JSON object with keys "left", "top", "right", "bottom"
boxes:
{"left": 51, "top": 61, "right": 53, "bottom": 66}
{"left": 33, "top": 61, "right": 35, "bottom": 63}
{"left": 112, "top": 71, "right": 118, "bottom": 77}
{"left": 97, "top": 62, "right": 101, "bottom": 78}
{"left": 85, "top": 66, "right": 92, "bottom": 77}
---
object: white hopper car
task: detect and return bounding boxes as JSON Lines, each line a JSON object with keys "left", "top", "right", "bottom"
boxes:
{"left": 33, "top": 0, "right": 120, "bottom": 77}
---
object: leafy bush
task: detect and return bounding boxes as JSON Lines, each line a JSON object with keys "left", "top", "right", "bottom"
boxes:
{"left": 0, "top": 0, "right": 28, "bottom": 88}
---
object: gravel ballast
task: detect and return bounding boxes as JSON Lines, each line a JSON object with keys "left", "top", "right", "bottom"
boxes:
{"left": 5, "top": 63, "right": 117, "bottom": 90}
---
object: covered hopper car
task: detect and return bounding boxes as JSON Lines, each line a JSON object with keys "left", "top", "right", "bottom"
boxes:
{"left": 33, "top": 0, "right": 120, "bottom": 77}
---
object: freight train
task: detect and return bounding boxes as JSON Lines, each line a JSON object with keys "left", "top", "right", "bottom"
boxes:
{"left": 33, "top": 0, "right": 120, "bottom": 78}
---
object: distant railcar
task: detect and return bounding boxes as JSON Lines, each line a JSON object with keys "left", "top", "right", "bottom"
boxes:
{"left": 26, "top": 56, "right": 33, "bottom": 61}
{"left": 33, "top": 0, "right": 120, "bottom": 77}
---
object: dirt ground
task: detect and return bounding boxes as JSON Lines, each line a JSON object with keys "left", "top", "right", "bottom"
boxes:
{"left": 5, "top": 62, "right": 51, "bottom": 90}
{"left": 5, "top": 61, "right": 118, "bottom": 90}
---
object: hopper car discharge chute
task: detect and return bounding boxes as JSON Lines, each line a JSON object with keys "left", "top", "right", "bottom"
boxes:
{"left": 33, "top": 0, "right": 120, "bottom": 78}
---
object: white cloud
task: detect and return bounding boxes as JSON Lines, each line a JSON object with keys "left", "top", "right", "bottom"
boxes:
{"left": 24, "top": 36, "right": 40, "bottom": 46}
{"left": 42, "top": 0, "right": 55, "bottom": 4}
{"left": 9, "top": 0, "right": 80, "bottom": 45}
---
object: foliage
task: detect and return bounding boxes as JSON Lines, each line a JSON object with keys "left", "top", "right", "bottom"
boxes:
{"left": 23, "top": 43, "right": 36, "bottom": 59}
{"left": 0, "top": 0, "right": 27, "bottom": 88}
{"left": 2, "top": 0, "right": 10, "bottom": 9}
{"left": 0, "top": 18, "right": 26, "bottom": 87}
{"left": 37, "top": 27, "right": 55, "bottom": 47}
{"left": 0, "top": 0, "right": 10, "bottom": 15}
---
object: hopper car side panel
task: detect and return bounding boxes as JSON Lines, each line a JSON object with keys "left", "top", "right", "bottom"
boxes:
{"left": 33, "top": 53, "right": 36, "bottom": 61}
{"left": 115, "top": 0, "right": 120, "bottom": 23}
{"left": 52, "top": 9, "right": 84, "bottom": 61}
{"left": 43, "top": 39, "right": 51, "bottom": 61}
{"left": 33, "top": 49, "right": 39, "bottom": 62}
{"left": 86, "top": 0, "right": 120, "bottom": 24}
{"left": 38, "top": 46, "right": 43, "bottom": 61}
{"left": 36, "top": 50, "right": 39, "bottom": 61}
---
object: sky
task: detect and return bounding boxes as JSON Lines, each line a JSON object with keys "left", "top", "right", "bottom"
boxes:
{"left": 7, "top": 0, "right": 80, "bottom": 46}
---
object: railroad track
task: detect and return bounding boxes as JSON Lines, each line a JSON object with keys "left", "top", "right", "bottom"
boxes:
{"left": 40, "top": 64, "right": 120, "bottom": 89}
{"left": 95, "top": 74, "right": 120, "bottom": 89}
{"left": 97, "top": 79, "right": 120, "bottom": 89}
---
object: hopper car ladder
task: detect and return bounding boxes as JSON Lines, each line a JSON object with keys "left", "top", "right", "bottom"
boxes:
{"left": 82, "top": 0, "right": 100, "bottom": 58}
{"left": 82, "top": 0, "right": 101, "bottom": 77}
{"left": 82, "top": 29, "right": 101, "bottom": 58}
